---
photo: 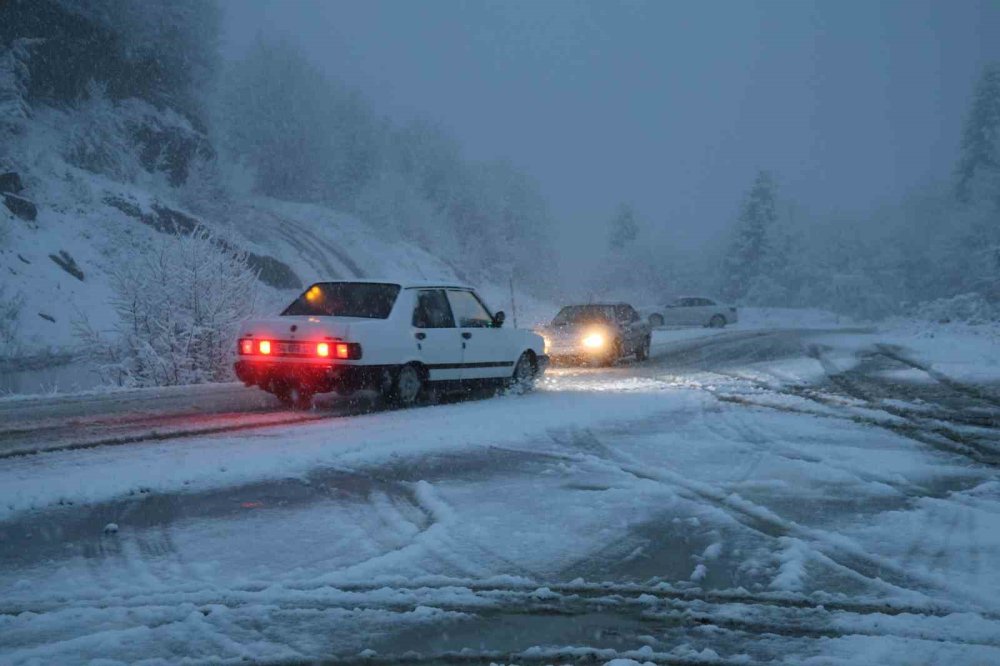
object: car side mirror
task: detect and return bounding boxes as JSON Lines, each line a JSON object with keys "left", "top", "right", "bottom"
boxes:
{"left": 493, "top": 311, "right": 506, "bottom": 327}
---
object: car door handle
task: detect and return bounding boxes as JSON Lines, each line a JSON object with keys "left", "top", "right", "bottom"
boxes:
{"left": 415, "top": 332, "right": 426, "bottom": 340}
{"left": 461, "top": 332, "right": 472, "bottom": 339}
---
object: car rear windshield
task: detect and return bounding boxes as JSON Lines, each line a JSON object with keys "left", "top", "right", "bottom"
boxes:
{"left": 281, "top": 282, "right": 401, "bottom": 319}
{"left": 551, "top": 305, "right": 614, "bottom": 325}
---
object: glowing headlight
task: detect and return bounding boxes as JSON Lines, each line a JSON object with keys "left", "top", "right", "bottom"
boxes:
{"left": 582, "top": 333, "right": 605, "bottom": 349}
{"left": 542, "top": 336, "right": 550, "bottom": 354}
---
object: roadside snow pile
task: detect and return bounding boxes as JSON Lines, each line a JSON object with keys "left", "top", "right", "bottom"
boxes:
{"left": 738, "top": 307, "right": 857, "bottom": 330}
{"left": 915, "top": 292, "right": 1000, "bottom": 325}
{"left": 877, "top": 323, "right": 1000, "bottom": 385}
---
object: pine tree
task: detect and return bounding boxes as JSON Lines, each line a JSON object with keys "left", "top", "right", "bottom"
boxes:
{"left": 0, "top": 38, "right": 39, "bottom": 130}
{"left": 955, "top": 63, "right": 1000, "bottom": 202}
{"left": 609, "top": 202, "right": 639, "bottom": 250}
{"left": 721, "top": 170, "right": 778, "bottom": 301}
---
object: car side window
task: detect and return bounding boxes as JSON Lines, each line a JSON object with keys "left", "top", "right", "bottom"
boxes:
{"left": 447, "top": 290, "right": 494, "bottom": 328}
{"left": 413, "top": 290, "right": 455, "bottom": 328}
{"left": 615, "top": 305, "right": 638, "bottom": 322}
{"left": 702, "top": 299, "right": 716, "bottom": 306}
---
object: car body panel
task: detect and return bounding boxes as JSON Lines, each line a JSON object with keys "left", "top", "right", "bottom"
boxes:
{"left": 643, "top": 297, "right": 738, "bottom": 328}
{"left": 235, "top": 281, "right": 546, "bottom": 397}
{"left": 538, "top": 303, "right": 651, "bottom": 363}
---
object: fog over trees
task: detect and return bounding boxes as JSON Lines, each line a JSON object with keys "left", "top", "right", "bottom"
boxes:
{"left": 2, "top": 0, "right": 999, "bottom": 324}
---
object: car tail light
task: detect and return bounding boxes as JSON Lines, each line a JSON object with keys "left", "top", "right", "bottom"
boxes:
{"left": 259, "top": 340, "right": 272, "bottom": 355}
{"left": 239, "top": 339, "right": 253, "bottom": 355}
{"left": 334, "top": 342, "right": 362, "bottom": 360}
{"left": 316, "top": 342, "right": 330, "bottom": 358}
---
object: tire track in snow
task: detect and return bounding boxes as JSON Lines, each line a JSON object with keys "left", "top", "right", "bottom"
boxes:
{"left": 6, "top": 583, "right": 1000, "bottom": 656}
{"left": 875, "top": 344, "right": 1000, "bottom": 410}
{"left": 710, "top": 363, "right": 1000, "bottom": 469}
{"left": 535, "top": 424, "right": 1000, "bottom": 612}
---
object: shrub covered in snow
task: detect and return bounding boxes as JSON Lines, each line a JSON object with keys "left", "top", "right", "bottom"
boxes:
{"left": 78, "top": 228, "right": 259, "bottom": 387}
{"left": 0, "top": 284, "right": 25, "bottom": 356}
{"left": 916, "top": 292, "right": 1000, "bottom": 324}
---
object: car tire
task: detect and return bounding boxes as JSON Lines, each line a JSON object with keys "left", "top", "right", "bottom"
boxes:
{"left": 508, "top": 352, "right": 537, "bottom": 394}
{"left": 392, "top": 363, "right": 425, "bottom": 407}
{"left": 709, "top": 314, "right": 726, "bottom": 328}
{"left": 649, "top": 313, "right": 664, "bottom": 327}
{"left": 635, "top": 335, "right": 651, "bottom": 361}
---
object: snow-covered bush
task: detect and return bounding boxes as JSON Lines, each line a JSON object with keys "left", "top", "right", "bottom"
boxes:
{"left": 0, "top": 284, "right": 25, "bottom": 356}
{"left": 78, "top": 229, "right": 259, "bottom": 387}
{"left": 0, "top": 38, "right": 39, "bottom": 132}
{"left": 65, "top": 81, "right": 141, "bottom": 182}
{"left": 916, "top": 292, "right": 1000, "bottom": 324}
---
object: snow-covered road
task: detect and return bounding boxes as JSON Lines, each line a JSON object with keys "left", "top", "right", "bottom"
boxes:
{"left": 1, "top": 326, "right": 999, "bottom": 664}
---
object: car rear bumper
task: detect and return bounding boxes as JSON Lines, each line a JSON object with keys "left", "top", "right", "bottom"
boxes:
{"left": 234, "top": 360, "right": 383, "bottom": 395}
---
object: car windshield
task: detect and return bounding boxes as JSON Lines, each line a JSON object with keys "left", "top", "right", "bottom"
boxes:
{"left": 281, "top": 282, "right": 400, "bottom": 319}
{"left": 551, "top": 305, "right": 614, "bottom": 326}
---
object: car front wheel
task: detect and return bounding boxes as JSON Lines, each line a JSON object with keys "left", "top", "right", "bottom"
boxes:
{"left": 649, "top": 313, "right": 664, "bottom": 327}
{"left": 709, "top": 314, "right": 726, "bottom": 328}
{"left": 508, "top": 352, "right": 537, "bottom": 394}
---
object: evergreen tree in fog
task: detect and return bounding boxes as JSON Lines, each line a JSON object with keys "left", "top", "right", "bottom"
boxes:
{"left": 956, "top": 63, "right": 1000, "bottom": 203}
{"left": 608, "top": 202, "right": 639, "bottom": 250}
{"left": 721, "top": 170, "right": 778, "bottom": 301}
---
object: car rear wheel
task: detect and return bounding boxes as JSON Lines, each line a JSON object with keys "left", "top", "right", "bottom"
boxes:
{"left": 709, "top": 314, "right": 726, "bottom": 328}
{"left": 392, "top": 363, "right": 425, "bottom": 407}
{"left": 649, "top": 313, "right": 664, "bottom": 327}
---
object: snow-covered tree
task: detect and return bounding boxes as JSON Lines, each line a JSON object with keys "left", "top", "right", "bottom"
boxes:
{"left": 608, "top": 202, "right": 639, "bottom": 250}
{"left": 64, "top": 80, "right": 140, "bottom": 181}
{"left": 79, "top": 229, "right": 259, "bottom": 387}
{"left": 216, "top": 36, "right": 382, "bottom": 206}
{"left": 0, "top": 38, "right": 39, "bottom": 131}
{"left": 956, "top": 63, "right": 1000, "bottom": 203}
{"left": 721, "top": 170, "right": 779, "bottom": 302}
{"left": 0, "top": 284, "right": 25, "bottom": 357}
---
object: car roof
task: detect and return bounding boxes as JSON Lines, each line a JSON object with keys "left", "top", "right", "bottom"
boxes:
{"left": 306, "top": 279, "right": 477, "bottom": 291}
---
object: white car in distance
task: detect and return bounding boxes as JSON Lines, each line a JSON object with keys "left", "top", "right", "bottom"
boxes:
{"left": 235, "top": 281, "right": 548, "bottom": 408}
{"left": 645, "top": 297, "right": 738, "bottom": 328}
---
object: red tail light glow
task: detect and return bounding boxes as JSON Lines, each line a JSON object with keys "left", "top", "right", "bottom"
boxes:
{"left": 317, "top": 342, "right": 330, "bottom": 357}
{"left": 240, "top": 339, "right": 253, "bottom": 355}
{"left": 335, "top": 343, "right": 350, "bottom": 359}
{"left": 259, "top": 340, "right": 272, "bottom": 355}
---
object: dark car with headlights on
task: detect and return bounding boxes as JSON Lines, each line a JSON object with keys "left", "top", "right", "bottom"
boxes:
{"left": 538, "top": 303, "right": 651, "bottom": 366}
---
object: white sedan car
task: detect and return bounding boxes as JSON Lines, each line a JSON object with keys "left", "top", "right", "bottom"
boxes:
{"left": 235, "top": 281, "right": 548, "bottom": 408}
{"left": 644, "top": 297, "right": 738, "bottom": 328}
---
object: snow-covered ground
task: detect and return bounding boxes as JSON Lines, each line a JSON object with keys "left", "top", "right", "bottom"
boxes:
{"left": 1, "top": 322, "right": 999, "bottom": 664}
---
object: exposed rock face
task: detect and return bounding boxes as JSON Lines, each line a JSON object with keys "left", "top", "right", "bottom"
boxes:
{"left": 103, "top": 196, "right": 302, "bottom": 290}
{"left": 48, "top": 250, "right": 84, "bottom": 281}
{"left": 133, "top": 122, "right": 214, "bottom": 188}
{"left": 3, "top": 193, "right": 37, "bottom": 221}
{"left": 0, "top": 172, "right": 24, "bottom": 194}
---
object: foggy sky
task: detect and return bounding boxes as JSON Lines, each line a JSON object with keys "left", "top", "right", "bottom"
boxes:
{"left": 222, "top": 0, "right": 1000, "bottom": 259}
